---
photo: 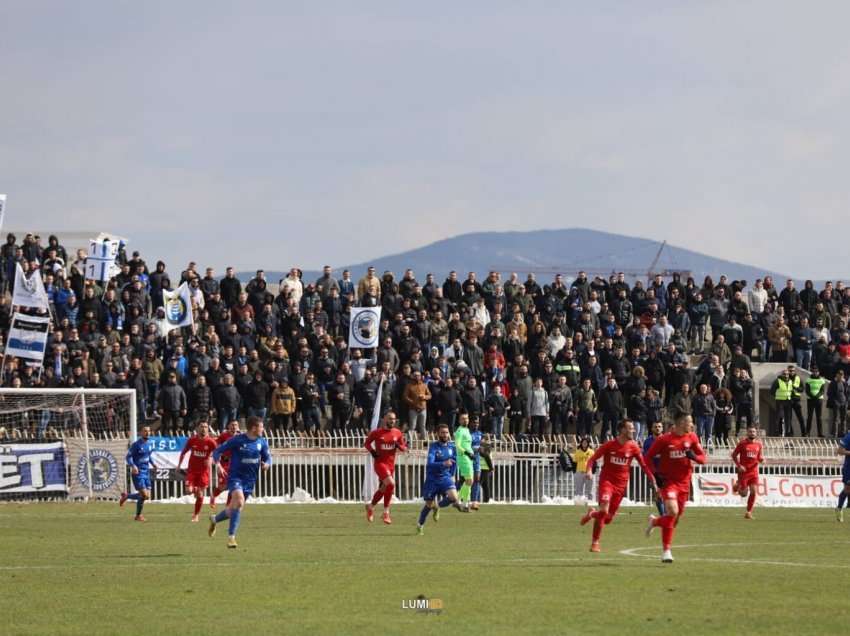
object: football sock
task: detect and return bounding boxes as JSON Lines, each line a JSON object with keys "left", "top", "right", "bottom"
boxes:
{"left": 747, "top": 492, "right": 756, "bottom": 512}
{"left": 838, "top": 492, "right": 848, "bottom": 509}
{"left": 438, "top": 497, "right": 454, "bottom": 508}
{"left": 471, "top": 482, "right": 481, "bottom": 502}
{"left": 459, "top": 483, "right": 471, "bottom": 502}
{"left": 590, "top": 510, "right": 605, "bottom": 520}
{"left": 214, "top": 509, "right": 230, "bottom": 524}
{"left": 370, "top": 488, "right": 383, "bottom": 507}
{"left": 382, "top": 483, "right": 394, "bottom": 508}
{"left": 135, "top": 499, "right": 144, "bottom": 516}
{"left": 193, "top": 495, "right": 204, "bottom": 516}
{"left": 228, "top": 509, "right": 241, "bottom": 536}
{"left": 418, "top": 506, "right": 430, "bottom": 526}
{"left": 591, "top": 517, "right": 603, "bottom": 542}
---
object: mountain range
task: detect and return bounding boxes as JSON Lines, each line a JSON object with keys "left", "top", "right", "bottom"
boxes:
{"left": 240, "top": 228, "right": 793, "bottom": 286}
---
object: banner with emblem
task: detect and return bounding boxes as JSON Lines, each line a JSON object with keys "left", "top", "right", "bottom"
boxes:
{"left": 162, "top": 283, "right": 194, "bottom": 333}
{"left": 6, "top": 313, "right": 50, "bottom": 363}
{"left": 0, "top": 442, "right": 67, "bottom": 494}
{"left": 85, "top": 233, "right": 126, "bottom": 282}
{"left": 12, "top": 263, "right": 50, "bottom": 311}
{"left": 348, "top": 307, "right": 381, "bottom": 349}
{"left": 66, "top": 438, "right": 127, "bottom": 499}
{"left": 361, "top": 375, "right": 384, "bottom": 501}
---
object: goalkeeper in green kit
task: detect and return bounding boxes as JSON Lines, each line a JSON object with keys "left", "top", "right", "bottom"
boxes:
{"left": 454, "top": 413, "right": 475, "bottom": 508}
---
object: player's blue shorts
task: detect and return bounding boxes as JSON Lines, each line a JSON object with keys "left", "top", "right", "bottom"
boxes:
{"left": 228, "top": 477, "right": 256, "bottom": 499}
{"left": 422, "top": 475, "right": 456, "bottom": 501}
{"left": 132, "top": 473, "right": 151, "bottom": 491}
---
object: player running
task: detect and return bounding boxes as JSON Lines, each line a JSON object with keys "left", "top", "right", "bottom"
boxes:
{"left": 837, "top": 430, "right": 850, "bottom": 522}
{"left": 119, "top": 426, "right": 155, "bottom": 522}
{"left": 470, "top": 416, "right": 484, "bottom": 510}
{"left": 454, "top": 413, "right": 475, "bottom": 507}
{"left": 363, "top": 411, "right": 407, "bottom": 525}
{"left": 417, "top": 423, "right": 469, "bottom": 535}
{"left": 731, "top": 426, "right": 764, "bottom": 519}
{"left": 208, "top": 416, "right": 271, "bottom": 548}
{"left": 580, "top": 420, "right": 656, "bottom": 553}
{"left": 210, "top": 419, "right": 239, "bottom": 510}
{"left": 178, "top": 421, "right": 218, "bottom": 523}
{"left": 643, "top": 414, "right": 706, "bottom": 563}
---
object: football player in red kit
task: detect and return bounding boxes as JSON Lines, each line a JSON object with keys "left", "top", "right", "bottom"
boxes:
{"left": 178, "top": 421, "right": 218, "bottom": 522}
{"left": 364, "top": 411, "right": 407, "bottom": 524}
{"left": 643, "top": 414, "right": 706, "bottom": 563}
{"left": 210, "top": 419, "right": 240, "bottom": 510}
{"left": 580, "top": 420, "right": 656, "bottom": 552}
{"left": 731, "top": 426, "right": 764, "bottom": 519}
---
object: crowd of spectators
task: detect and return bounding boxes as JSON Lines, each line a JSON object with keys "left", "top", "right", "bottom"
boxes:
{"left": 4, "top": 230, "right": 850, "bottom": 441}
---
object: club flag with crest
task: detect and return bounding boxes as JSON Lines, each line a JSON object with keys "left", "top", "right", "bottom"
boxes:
{"left": 0, "top": 194, "right": 6, "bottom": 234}
{"left": 361, "top": 375, "right": 384, "bottom": 501}
{"left": 12, "top": 263, "right": 49, "bottom": 311}
{"left": 162, "top": 283, "right": 194, "bottom": 332}
{"left": 6, "top": 313, "right": 50, "bottom": 363}
{"left": 348, "top": 307, "right": 381, "bottom": 349}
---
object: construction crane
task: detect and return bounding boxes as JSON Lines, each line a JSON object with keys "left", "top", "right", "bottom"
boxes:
{"left": 488, "top": 240, "right": 692, "bottom": 281}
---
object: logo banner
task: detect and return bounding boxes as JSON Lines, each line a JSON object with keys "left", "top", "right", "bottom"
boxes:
{"left": 6, "top": 312, "right": 50, "bottom": 363}
{"left": 67, "top": 438, "right": 126, "bottom": 499}
{"left": 12, "top": 263, "right": 50, "bottom": 311}
{"left": 349, "top": 307, "right": 381, "bottom": 349}
{"left": 0, "top": 442, "right": 67, "bottom": 494}
{"left": 148, "top": 435, "right": 189, "bottom": 480}
{"left": 162, "top": 283, "right": 193, "bottom": 332}
{"left": 692, "top": 472, "right": 845, "bottom": 508}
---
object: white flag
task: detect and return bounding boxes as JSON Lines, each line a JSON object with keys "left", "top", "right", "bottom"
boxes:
{"left": 12, "top": 263, "right": 49, "bottom": 311}
{"left": 361, "top": 375, "right": 384, "bottom": 501}
{"left": 349, "top": 307, "right": 381, "bottom": 349}
{"left": 6, "top": 313, "right": 50, "bottom": 363}
{"left": 0, "top": 194, "right": 6, "bottom": 234}
{"left": 162, "top": 282, "right": 194, "bottom": 332}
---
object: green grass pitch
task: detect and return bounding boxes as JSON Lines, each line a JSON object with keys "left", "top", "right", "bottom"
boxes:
{"left": 1, "top": 503, "right": 849, "bottom": 635}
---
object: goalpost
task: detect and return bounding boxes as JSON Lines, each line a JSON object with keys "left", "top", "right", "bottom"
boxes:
{"left": 0, "top": 388, "right": 137, "bottom": 502}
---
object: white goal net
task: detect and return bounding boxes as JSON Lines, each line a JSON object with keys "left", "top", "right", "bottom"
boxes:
{"left": 0, "top": 389, "right": 136, "bottom": 501}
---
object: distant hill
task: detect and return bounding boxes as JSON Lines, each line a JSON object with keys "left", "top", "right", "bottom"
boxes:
{"left": 240, "top": 228, "right": 793, "bottom": 286}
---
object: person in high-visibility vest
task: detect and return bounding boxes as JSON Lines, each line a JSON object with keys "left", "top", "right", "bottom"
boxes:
{"left": 771, "top": 368, "right": 796, "bottom": 437}
{"left": 805, "top": 368, "right": 827, "bottom": 437}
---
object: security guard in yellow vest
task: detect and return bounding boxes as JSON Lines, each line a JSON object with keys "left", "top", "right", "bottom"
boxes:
{"left": 805, "top": 368, "right": 827, "bottom": 437}
{"left": 772, "top": 368, "right": 797, "bottom": 436}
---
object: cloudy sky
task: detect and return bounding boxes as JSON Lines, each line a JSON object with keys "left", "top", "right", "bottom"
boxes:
{"left": 1, "top": 2, "right": 848, "bottom": 278}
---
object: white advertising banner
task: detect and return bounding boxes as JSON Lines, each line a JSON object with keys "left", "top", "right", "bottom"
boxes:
{"left": 692, "top": 471, "right": 845, "bottom": 508}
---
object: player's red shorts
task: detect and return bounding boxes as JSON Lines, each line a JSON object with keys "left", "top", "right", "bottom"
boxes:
{"left": 597, "top": 480, "right": 626, "bottom": 519}
{"left": 374, "top": 461, "right": 394, "bottom": 481}
{"left": 185, "top": 469, "right": 210, "bottom": 490}
{"left": 738, "top": 469, "right": 759, "bottom": 489}
{"left": 660, "top": 481, "right": 690, "bottom": 516}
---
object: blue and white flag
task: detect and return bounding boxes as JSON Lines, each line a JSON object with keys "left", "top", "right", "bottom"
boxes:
{"left": 349, "top": 307, "right": 381, "bottom": 349}
{"left": 6, "top": 313, "right": 50, "bottom": 363}
{"left": 0, "top": 443, "right": 67, "bottom": 494}
{"left": 162, "top": 282, "right": 194, "bottom": 332}
{"left": 12, "top": 263, "right": 49, "bottom": 311}
{"left": 0, "top": 194, "right": 6, "bottom": 234}
{"left": 85, "top": 234, "right": 123, "bottom": 282}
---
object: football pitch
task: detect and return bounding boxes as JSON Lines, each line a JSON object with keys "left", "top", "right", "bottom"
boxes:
{"left": 1, "top": 503, "right": 849, "bottom": 636}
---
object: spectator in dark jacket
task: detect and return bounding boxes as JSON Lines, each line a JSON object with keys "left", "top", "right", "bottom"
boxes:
{"left": 158, "top": 372, "right": 187, "bottom": 435}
